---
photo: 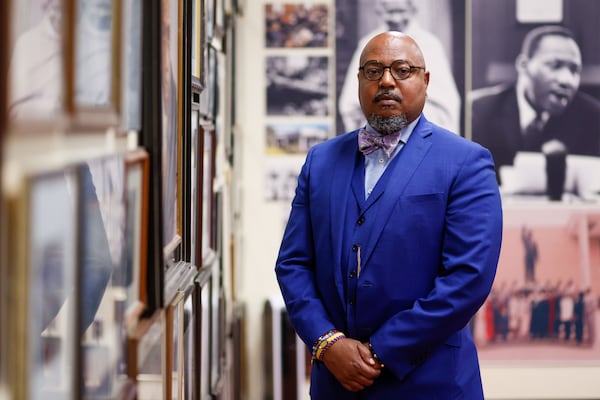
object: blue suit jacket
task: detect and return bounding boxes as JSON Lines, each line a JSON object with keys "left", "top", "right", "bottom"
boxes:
{"left": 275, "top": 116, "right": 503, "bottom": 399}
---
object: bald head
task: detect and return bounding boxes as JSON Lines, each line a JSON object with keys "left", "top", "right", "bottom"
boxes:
{"left": 360, "top": 31, "right": 426, "bottom": 69}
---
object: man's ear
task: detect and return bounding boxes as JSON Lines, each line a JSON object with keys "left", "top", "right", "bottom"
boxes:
{"left": 515, "top": 54, "right": 528, "bottom": 75}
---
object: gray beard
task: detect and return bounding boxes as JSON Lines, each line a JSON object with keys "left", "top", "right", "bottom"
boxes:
{"left": 367, "top": 114, "right": 408, "bottom": 135}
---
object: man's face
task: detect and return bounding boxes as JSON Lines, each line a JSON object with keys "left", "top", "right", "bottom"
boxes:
{"left": 522, "top": 35, "right": 582, "bottom": 115}
{"left": 358, "top": 33, "right": 429, "bottom": 133}
{"left": 377, "top": 0, "right": 416, "bottom": 32}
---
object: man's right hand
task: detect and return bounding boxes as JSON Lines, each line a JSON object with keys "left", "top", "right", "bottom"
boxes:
{"left": 321, "top": 337, "right": 382, "bottom": 392}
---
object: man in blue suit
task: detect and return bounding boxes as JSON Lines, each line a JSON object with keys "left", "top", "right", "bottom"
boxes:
{"left": 275, "top": 31, "right": 503, "bottom": 399}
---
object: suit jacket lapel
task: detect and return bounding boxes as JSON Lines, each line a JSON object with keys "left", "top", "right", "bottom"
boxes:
{"left": 360, "top": 119, "right": 433, "bottom": 268}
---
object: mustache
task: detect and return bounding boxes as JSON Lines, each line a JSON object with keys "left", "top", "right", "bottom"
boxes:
{"left": 374, "top": 90, "right": 402, "bottom": 103}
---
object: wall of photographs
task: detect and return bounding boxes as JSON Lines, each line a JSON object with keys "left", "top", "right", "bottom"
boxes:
{"left": 0, "top": 0, "right": 241, "bottom": 399}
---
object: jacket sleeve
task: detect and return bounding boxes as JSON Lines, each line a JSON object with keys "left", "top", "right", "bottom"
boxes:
{"left": 274, "top": 148, "right": 338, "bottom": 348}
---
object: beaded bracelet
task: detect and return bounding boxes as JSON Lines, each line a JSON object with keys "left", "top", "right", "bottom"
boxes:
{"left": 315, "top": 332, "right": 346, "bottom": 361}
{"left": 311, "top": 329, "right": 338, "bottom": 359}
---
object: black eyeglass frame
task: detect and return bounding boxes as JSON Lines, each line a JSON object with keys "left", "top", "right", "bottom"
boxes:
{"left": 358, "top": 60, "right": 426, "bottom": 81}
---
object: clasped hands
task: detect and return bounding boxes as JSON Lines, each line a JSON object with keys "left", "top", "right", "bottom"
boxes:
{"left": 321, "top": 337, "right": 384, "bottom": 392}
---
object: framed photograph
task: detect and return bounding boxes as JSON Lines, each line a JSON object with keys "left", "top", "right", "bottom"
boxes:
{"left": 79, "top": 156, "right": 128, "bottom": 398}
{"left": 266, "top": 55, "right": 329, "bottom": 117}
{"left": 121, "top": 0, "right": 143, "bottom": 132}
{"left": 6, "top": 0, "right": 68, "bottom": 128}
{"left": 161, "top": 0, "right": 183, "bottom": 257}
{"left": 467, "top": 0, "right": 600, "bottom": 204}
{"left": 200, "top": 126, "right": 216, "bottom": 263}
{"left": 199, "top": 44, "right": 216, "bottom": 120}
{"left": 71, "top": 0, "right": 120, "bottom": 126}
{"left": 264, "top": 155, "right": 305, "bottom": 202}
{"left": 265, "top": 121, "right": 330, "bottom": 155}
{"left": 265, "top": 3, "right": 329, "bottom": 48}
{"left": 213, "top": 0, "right": 226, "bottom": 43}
{"left": 191, "top": 0, "right": 205, "bottom": 83}
{"left": 197, "top": 264, "right": 213, "bottom": 399}
{"left": 205, "top": 0, "right": 215, "bottom": 43}
{"left": 189, "top": 108, "right": 201, "bottom": 266}
{"left": 477, "top": 204, "right": 600, "bottom": 398}
{"left": 124, "top": 148, "right": 150, "bottom": 317}
{"left": 1, "top": 166, "right": 79, "bottom": 400}
{"left": 335, "top": 0, "right": 465, "bottom": 134}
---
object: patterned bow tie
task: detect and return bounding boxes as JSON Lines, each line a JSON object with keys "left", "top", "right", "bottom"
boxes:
{"left": 358, "top": 128, "right": 402, "bottom": 158}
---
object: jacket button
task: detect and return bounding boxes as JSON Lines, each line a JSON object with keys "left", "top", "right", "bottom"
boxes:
{"left": 349, "top": 271, "right": 356, "bottom": 278}
{"left": 357, "top": 216, "right": 365, "bottom": 225}
{"left": 352, "top": 244, "right": 358, "bottom": 252}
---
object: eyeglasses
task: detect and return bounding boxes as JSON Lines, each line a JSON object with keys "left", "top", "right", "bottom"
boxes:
{"left": 359, "top": 60, "right": 425, "bottom": 81}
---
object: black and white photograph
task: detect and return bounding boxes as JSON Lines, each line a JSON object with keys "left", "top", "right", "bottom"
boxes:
{"left": 468, "top": 0, "right": 600, "bottom": 203}
{"left": 265, "top": 122, "right": 330, "bottom": 155}
{"left": 266, "top": 55, "right": 329, "bottom": 116}
{"left": 265, "top": 3, "right": 329, "bottom": 48}
{"left": 263, "top": 155, "right": 305, "bottom": 202}
{"left": 121, "top": 0, "right": 143, "bottom": 131}
{"left": 335, "top": 0, "right": 465, "bottom": 134}
{"left": 7, "top": 0, "right": 66, "bottom": 123}
{"left": 74, "top": 0, "right": 114, "bottom": 109}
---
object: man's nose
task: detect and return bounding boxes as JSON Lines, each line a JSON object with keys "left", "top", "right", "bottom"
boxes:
{"left": 379, "top": 68, "right": 396, "bottom": 86}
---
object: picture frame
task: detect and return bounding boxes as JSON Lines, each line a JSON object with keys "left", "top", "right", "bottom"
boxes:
{"left": 188, "top": 107, "right": 201, "bottom": 266}
{"left": 161, "top": 0, "right": 183, "bottom": 259}
{"left": 209, "top": 248, "right": 224, "bottom": 395}
{"left": 124, "top": 148, "right": 150, "bottom": 317}
{"left": 120, "top": 0, "right": 143, "bottom": 132}
{"left": 70, "top": 0, "right": 121, "bottom": 127}
{"left": 265, "top": 55, "right": 329, "bottom": 117}
{"left": 140, "top": 0, "right": 165, "bottom": 311}
{"left": 200, "top": 126, "right": 216, "bottom": 264}
{"left": 191, "top": 0, "right": 205, "bottom": 83}
{"left": 129, "top": 310, "right": 166, "bottom": 399}
{"left": 265, "top": 3, "right": 329, "bottom": 48}
{"left": 5, "top": 0, "right": 69, "bottom": 130}
{"left": 197, "top": 261, "right": 214, "bottom": 399}
{"left": 2, "top": 165, "right": 80, "bottom": 400}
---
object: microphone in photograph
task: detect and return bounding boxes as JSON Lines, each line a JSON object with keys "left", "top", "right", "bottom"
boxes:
{"left": 542, "top": 140, "right": 567, "bottom": 201}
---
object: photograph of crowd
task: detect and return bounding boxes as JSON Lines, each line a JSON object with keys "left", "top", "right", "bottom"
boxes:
{"left": 265, "top": 3, "right": 329, "bottom": 48}
{"left": 474, "top": 207, "right": 600, "bottom": 362}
